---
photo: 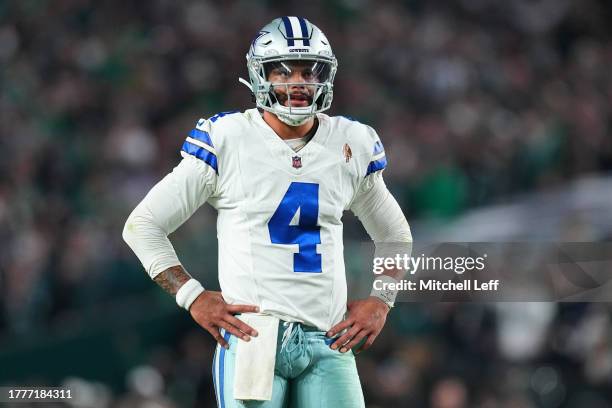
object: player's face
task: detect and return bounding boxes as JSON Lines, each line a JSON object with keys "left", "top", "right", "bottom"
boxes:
{"left": 266, "top": 61, "right": 322, "bottom": 108}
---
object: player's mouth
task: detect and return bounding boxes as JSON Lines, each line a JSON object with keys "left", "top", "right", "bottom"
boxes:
{"left": 287, "top": 93, "right": 311, "bottom": 107}
{"left": 276, "top": 91, "right": 312, "bottom": 107}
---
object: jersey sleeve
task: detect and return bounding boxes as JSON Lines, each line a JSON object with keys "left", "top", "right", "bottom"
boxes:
{"left": 180, "top": 117, "right": 220, "bottom": 177}
{"left": 122, "top": 119, "right": 218, "bottom": 278}
{"left": 345, "top": 124, "right": 388, "bottom": 210}
{"left": 349, "top": 175, "right": 412, "bottom": 244}
{"left": 349, "top": 136, "right": 412, "bottom": 286}
{"left": 362, "top": 126, "right": 387, "bottom": 187}
{"left": 348, "top": 124, "right": 411, "bottom": 244}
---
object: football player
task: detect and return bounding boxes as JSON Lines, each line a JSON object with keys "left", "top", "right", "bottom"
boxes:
{"left": 123, "top": 16, "right": 411, "bottom": 408}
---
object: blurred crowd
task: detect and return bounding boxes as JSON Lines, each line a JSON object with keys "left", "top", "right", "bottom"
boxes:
{"left": 33, "top": 302, "right": 610, "bottom": 408}
{"left": 2, "top": 0, "right": 612, "bottom": 406}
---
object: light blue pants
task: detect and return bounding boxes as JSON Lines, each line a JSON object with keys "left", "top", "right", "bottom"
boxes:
{"left": 212, "top": 321, "right": 365, "bottom": 408}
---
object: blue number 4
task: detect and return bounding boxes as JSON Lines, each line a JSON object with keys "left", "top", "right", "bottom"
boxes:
{"left": 268, "top": 182, "right": 322, "bottom": 273}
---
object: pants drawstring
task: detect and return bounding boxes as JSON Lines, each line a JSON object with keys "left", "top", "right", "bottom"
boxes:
{"left": 280, "top": 321, "right": 305, "bottom": 354}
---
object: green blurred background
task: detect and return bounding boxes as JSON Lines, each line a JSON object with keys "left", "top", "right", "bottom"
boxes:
{"left": 2, "top": 0, "right": 612, "bottom": 406}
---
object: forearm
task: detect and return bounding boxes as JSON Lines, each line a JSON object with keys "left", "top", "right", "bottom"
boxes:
{"left": 153, "top": 265, "right": 192, "bottom": 296}
{"left": 358, "top": 193, "right": 411, "bottom": 246}
{"left": 152, "top": 263, "right": 205, "bottom": 311}
{"left": 122, "top": 203, "right": 183, "bottom": 278}
{"left": 122, "top": 156, "right": 215, "bottom": 278}
{"left": 351, "top": 175, "right": 412, "bottom": 306}
{"left": 351, "top": 175, "right": 412, "bottom": 267}
{"left": 123, "top": 207, "right": 205, "bottom": 309}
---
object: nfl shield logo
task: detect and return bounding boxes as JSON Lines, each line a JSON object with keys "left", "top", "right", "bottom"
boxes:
{"left": 292, "top": 156, "right": 302, "bottom": 169}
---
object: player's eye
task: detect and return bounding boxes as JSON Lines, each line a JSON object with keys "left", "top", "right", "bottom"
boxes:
{"left": 269, "top": 68, "right": 288, "bottom": 77}
{"left": 279, "top": 62, "right": 292, "bottom": 76}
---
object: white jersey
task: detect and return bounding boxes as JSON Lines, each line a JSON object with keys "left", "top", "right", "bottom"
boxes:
{"left": 180, "top": 109, "right": 387, "bottom": 330}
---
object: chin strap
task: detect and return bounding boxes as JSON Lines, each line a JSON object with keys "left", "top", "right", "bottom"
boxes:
{"left": 275, "top": 109, "right": 314, "bottom": 126}
{"left": 240, "top": 77, "right": 316, "bottom": 126}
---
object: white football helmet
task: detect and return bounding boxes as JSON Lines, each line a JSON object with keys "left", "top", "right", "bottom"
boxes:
{"left": 239, "top": 16, "right": 338, "bottom": 126}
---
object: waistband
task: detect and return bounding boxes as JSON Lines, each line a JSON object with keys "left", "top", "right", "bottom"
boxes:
{"left": 280, "top": 321, "right": 322, "bottom": 333}
{"left": 235, "top": 313, "right": 324, "bottom": 333}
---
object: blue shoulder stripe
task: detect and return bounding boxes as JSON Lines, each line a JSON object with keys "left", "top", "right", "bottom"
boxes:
{"left": 209, "top": 110, "right": 240, "bottom": 123}
{"left": 373, "top": 141, "right": 384, "bottom": 155}
{"left": 366, "top": 156, "right": 387, "bottom": 176}
{"left": 189, "top": 128, "right": 214, "bottom": 147}
{"left": 182, "top": 140, "right": 218, "bottom": 173}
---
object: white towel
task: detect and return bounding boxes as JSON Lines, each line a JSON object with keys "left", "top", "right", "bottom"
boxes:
{"left": 233, "top": 314, "right": 279, "bottom": 401}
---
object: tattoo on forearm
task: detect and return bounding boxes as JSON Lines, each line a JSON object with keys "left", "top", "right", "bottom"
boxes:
{"left": 153, "top": 265, "right": 192, "bottom": 295}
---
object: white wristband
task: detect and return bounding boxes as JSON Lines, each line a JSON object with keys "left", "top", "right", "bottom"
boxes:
{"left": 370, "top": 274, "right": 399, "bottom": 308}
{"left": 176, "top": 279, "right": 205, "bottom": 310}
